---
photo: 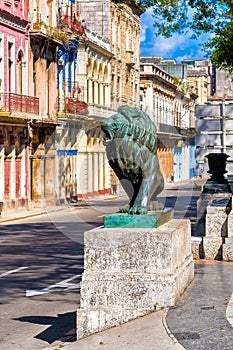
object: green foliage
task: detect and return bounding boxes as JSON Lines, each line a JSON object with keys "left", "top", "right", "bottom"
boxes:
{"left": 138, "top": 0, "right": 233, "bottom": 72}
{"left": 138, "top": 0, "right": 232, "bottom": 37}
{"left": 206, "top": 21, "right": 233, "bottom": 74}
{"left": 113, "top": 0, "right": 233, "bottom": 71}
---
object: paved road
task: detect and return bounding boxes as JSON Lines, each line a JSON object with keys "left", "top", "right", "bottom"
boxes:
{"left": 0, "top": 197, "right": 128, "bottom": 350}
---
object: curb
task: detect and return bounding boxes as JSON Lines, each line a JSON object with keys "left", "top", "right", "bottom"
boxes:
{"left": 162, "top": 308, "right": 186, "bottom": 349}
{"left": 0, "top": 206, "right": 66, "bottom": 224}
{"left": 226, "top": 292, "right": 233, "bottom": 327}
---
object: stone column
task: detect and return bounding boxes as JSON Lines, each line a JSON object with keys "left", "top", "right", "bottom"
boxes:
{"left": 203, "top": 197, "right": 230, "bottom": 259}
{"left": 0, "top": 146, "right": 4, "bottom": 200}
{"left": 98, "top": 152, "right": 104, "bottom": 193}
{"left": 94, "top": 81, "right": 99, "bottom": 104}
{"left": 87, "top": 79, "right": 93, "bottom": 104}
{"left": 93, "top": 152, "right": 98, "bottom": 194}
{"left": 104, "top": 83, "right": 111, "bottom": 105}
{"left": 87, "top": 152, "right": 93, "bottom": 194}
{"left": 21, "top": 146, "right": 26, "bottom": 198}
{"left": 223, "top": 210, "right": 233, "bottom": 261}
{"left": 99, "top": 83, "right": 104, "bottom": 105}
{"left": 11, "top": 148, "right": 16, "bottom": 200}
{"left": 104, "top": 153, "right": 111, "bottom": 193}
{"left": 76, "top": 152, "right": 87, "bottom": 198}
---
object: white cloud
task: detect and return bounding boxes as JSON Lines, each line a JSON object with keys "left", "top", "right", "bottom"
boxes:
{"left": 140, "top": 8, "right": 210, "bottom": 62}
{"left": 140, "top": 24, "right": 147, "bottom": 42}
{"left": 140, "top": 8, "right": 154, "bottom": 43}
{"left": 152, "top": 34, "right": 187, "bottom": 52}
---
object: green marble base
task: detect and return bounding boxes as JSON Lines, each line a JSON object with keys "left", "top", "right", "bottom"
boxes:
{"left": 104, "top": 208, "right": 174, "bottom": 228}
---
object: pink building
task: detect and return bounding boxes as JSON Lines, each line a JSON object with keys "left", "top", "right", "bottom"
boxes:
{"left": 0, "top": 0, "right": 29, "bottom": 94}
{"left": 0, "top": 0, "right": 34, "bottom": 211}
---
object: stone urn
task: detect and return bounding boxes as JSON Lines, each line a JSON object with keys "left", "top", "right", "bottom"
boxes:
{"left": 206, "top": 153, "right": 229, "bottom": 181}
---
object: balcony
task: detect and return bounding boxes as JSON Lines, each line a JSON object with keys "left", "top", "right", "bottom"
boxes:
{"left": 57, "top": 97, "right": 88, "bottom": 116}
{"left": 87, "top": 104, "right": 117, "bottom": 120}
{"left": 0, "top": 93, "right": 39, "bottom": 115}
{"left": 57, "top": 16, "right": 85, "bottom": 36}
{"left": 31, "top": 15, "right": 85, "bottom": 47}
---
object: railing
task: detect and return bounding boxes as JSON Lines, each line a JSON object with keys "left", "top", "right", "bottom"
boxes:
{"left": 87, "top": 104, "right": 117, "bottom": 119}
{"left": 57, "top": 97, "right": 88, "bottom": 115}
{"left": 57, "top": 16, "right": 85, "bottom": 36}
{"left": 0, "top": 93, "right": 39, "bottom": 114}
{"left": 32, "top": 15, "right": 85, "bottom": 37}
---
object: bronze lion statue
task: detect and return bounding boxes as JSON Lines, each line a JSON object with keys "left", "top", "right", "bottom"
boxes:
{"left": 101, "top": 105, "right": 164, "bottom": 214}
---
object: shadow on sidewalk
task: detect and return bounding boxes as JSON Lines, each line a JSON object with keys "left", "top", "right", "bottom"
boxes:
{"left": 13, "top": 311, "right": 76, "bottom": 344}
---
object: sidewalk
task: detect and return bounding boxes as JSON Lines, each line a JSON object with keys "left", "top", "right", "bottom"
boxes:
{"left": 0, "top": 205, "right": 64, "bottom": 224}
{"left": 46, "top": 309, "right": 185, "bottom": 350}
{"left": 0, "top": 193, "right": 121, "bottom": 224}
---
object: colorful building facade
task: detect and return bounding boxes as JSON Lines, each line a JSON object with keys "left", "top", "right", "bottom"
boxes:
{"left": 0, "top": 0, "right": 31, "bottom": 210}
{"left": 140, "top": 59, "right": 196, "bottom": 182}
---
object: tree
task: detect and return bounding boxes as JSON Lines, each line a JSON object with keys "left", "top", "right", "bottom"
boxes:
{"left": 137, "top": 0, "right": 233, "bottom": 72}
{"left": 206, "top": 22, "right": 233, "bottom": 74}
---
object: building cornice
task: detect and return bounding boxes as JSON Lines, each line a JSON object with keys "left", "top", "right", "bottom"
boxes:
{"left": 0, "top": 11, "right": 28, "bottom": 32}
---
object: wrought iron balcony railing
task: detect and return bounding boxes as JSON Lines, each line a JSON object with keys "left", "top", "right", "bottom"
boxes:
{"left": 57, "top": 97, "right": 88, "bottom": 116}
{"left": 57, "top": 16, "right": 85, "bottom": 36}
{"left": 0, "top": 93, "right": 39, "bottom": 115}
{"left": 31, "top": 15, "right": 85, "bottom": 38}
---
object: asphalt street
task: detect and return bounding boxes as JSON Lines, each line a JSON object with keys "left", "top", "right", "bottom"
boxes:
{"left": 0, "top": 196, "right": 129, "bottom": 349}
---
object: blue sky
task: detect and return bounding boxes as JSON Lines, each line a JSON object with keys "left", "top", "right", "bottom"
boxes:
{"left": 140, "top": 9, "right": 211, "bottom": 63}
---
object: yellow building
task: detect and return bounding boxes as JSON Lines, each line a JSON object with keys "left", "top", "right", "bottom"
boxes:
{"left": 186, "top": 70, "right": 209, "bottom": 105}
{"left": 78, "top": 0, "right": 143, "bottom": 108}
{"left": 140, "top": 59, "right": 197, "bottom": 182}
{"left": 72, "top": 0, "right": 143, "bottom": 198}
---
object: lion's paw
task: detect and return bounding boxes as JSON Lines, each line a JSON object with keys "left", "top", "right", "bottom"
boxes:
{"left": 119, "top": 204, "right": 130, "bottom": 213}
{"left": 129, "top": 206, "right": 148, "bottom": 215}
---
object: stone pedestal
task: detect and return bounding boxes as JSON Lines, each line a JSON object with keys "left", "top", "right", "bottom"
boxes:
{"left": 223, "top": 211, "right": 233, "bottom": 261}
{"left": 191, "top": 237, "right": 204, "bottom": 259}
{"left": 203, "top": 197, "right": 230, "bottom": 260}
{"left": 196, "top": 192, "right": 231, "bottom": 236}
{"left": 77, "top": 219, "right": 194, "bottom": 339}
{"left": 223, "top": 238, "right": 233, "bottom": 261}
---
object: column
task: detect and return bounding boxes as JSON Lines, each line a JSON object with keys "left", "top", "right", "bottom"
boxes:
{"left": 88, "top": 79, "right": 93, "bottom": 104}
{"left": 0, "top": 146, "right": 4, "bottom": 200}
{"left": 11, "top": 148, "right": 16, "bottom": 200}
{"left": 98, "top": 152, "right": 104, "bottom": 193}
{"left": 104, "top": 152, "right": 111, "bottom": 194}
{"left": 94, "top": 81, "right": 98, "bottom": 104}
{"left": 99, "top": 83, "right": 104, "bottom": 105}
{"left": 76, "top": 153, "right": 87, "bottom": 198}
{"left": 105, "top": 84, "right": 111, "bottom": 105}
{"left": 93, "top": 152, "right": 98, "bottom": 194}
{"left": 21, "top": 146, "right": 26, "bottom": 198}
{"left": 87, "top": 152, "right": 93, "bottom": 194}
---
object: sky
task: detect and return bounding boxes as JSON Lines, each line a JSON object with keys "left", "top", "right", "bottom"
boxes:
{"left": 140, "top": 8, "right": 211, "bottom": 63}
